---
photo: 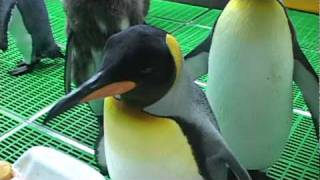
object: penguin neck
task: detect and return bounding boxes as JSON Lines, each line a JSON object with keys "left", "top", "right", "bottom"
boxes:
{"left": 228, "top": 0, "right": 281, "bottom": 12}
{"left": 221, "top": 0, "right": 287, "bottom": 42}
{"left": 229, "top": 0, "right": 279, "bottom": 9}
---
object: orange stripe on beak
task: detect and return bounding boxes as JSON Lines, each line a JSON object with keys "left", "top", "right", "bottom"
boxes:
{"left": 81, "top": 81, "right": 136, "bottom": 103}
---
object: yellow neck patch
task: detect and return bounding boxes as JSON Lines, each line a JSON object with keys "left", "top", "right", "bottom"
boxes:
{"left": 103, "top": 98, "right": 198, "bottom": 166}
{"left": 221, "top": 0, "right": 287, "bottom": 41}
{"left": 103, "top": 100, "right": 201, "bottom": 178}
{"left": 228, "top": 0, "right": 280, "bottom": 11}
{"left": 166, "top": 34, "right": 183, "bottom": 77}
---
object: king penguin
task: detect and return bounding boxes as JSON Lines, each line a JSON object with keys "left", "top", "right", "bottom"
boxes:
{"left": 0, "top": 0, "right": 63, "bottom": 75}
{"left": 186, "top": 0, "right": 319, "bottom": 178}
{"left": 44, "top": 25, "right": 251, "bottom": 180}
{"left": 63, "top": 0, "right": 150, "bottom": 174}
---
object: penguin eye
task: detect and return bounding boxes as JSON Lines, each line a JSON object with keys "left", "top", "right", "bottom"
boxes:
{"left": 140, "top": 67, "right": 153, "bottom": 75}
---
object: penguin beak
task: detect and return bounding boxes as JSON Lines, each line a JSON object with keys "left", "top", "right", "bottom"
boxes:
{"left": 44, "top": 70, "right": 136, "bottom": 124}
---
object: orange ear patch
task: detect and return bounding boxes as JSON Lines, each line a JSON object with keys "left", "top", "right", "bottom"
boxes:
{"left": 81, "top": 81, "right": 136, "bottom": 102}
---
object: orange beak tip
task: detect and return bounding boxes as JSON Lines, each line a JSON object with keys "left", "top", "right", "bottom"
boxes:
{"left": 81, "top": 81, "right": 136, "bottom": 103}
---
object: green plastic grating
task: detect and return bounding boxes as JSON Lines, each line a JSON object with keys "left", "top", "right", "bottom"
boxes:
{"left": 267, "top": 114, "right": 319, "bottom": 180}
{"left": 288, "top": 10, "right": 319, "bottom": 52}
{"left": 0, "top": 37, "right": 99, "bottom": 148}
{"left": 46, "top": 0, "right": 66, "bottom": 20}
{"left": 0, "top": 125, "right": 98, "bottom": 168}
{"left": 191, "top": 9, "right": 222, "bottom": 27}
{"left": 149, "top": 0, "right": 208, "bottom": 23}
{"left": 0, "top": 67, "right": 63, "bottom": 118}
{"left": 0, "top": 60, "right": 99, "bottom": 148}
{"left": 49, "top": 16, "right": 68, "bottom": 47}
{"left": 0, "top": 113, "right": 21, "bottom": 136}
{"left": 45, "top": 0, "right": 67, "bottom": 47}
{"left": 36, "top": 105, "right": 99, "bottom": 149}
{"left": 146, "top": 16, "right": 185, "bottom": 33}
{"left": 173, "top": 25, "right": 212, "bottom": 55}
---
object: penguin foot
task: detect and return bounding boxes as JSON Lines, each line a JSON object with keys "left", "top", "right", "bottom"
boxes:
{"left": 228, "top": 169, "right": 271, "bottom": 180}
{"left": 0, "top": 42, "right": 8, "bottom": 52}
{"left": 46, "top": 48, "right": 65, "bottom": 59}
{"left": 43, "top": 45, "right": 65, "bottom": 59}
{"left": 9, "top": 63, "right": 35, "bottom": 76}
{"left": 16, "top": 61, "right": 30, "bottom": 68}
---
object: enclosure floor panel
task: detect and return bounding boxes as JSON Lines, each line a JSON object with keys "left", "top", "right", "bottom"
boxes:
{"left": 0, "top": 125, "right": 98, "bottom": 169}
{"left": 268, "top": 115, "right": 319, "bottom": 180}
{"left": 149, "top": 0, "right": 208, "bottom": 22}
{"left": 0, "top": 0, "right": 319, "bottom": 179}
{"left": 287, "top": 10, "right": 319, "bottom": 52}
{"left": 0, "top": 113, "right": 21, "bottom": 137}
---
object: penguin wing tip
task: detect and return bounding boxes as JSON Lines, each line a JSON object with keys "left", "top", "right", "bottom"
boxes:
{"left": 43, "top": 114, "right": 56, "bottom": 125}
{"left": 58, "top": 51, "right": 65, "bottom": 59}
{"left": 42, "top": 117, "right": 51, "bottom": 125}
{"left": 0, "top": 44, "right": 8, "bottom": 52}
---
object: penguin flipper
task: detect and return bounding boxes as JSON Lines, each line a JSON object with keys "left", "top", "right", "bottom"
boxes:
{"left": 184, "top": 31, "right": 212, "bottom": 80}
{"left": 287, "top": 17, "right": 319, "bottom": 138}
{"left": 293, "top": 51, "right": 319, "bottom": 138}
{"left": 145, "top": 71, "right": 250, "bottom": 180}
{"left": 64, "top": 30, "right": 74, "bottom": 94}
{"left": 184, "top": 19, "right": 219, "bottom": 81}
{"left": 170, "top": 115, "right": 250, "bottom": 180}
{"left": 228, "top": 170, "right": 271, "bottom": 180}
{"left": 212, "top": 142, "right": 252, "bottom": 180}
{"left": 94, "top": 116, "right": 109, "bottom": 176}
{"left": 190, "top": 84, "right": 251, "bottom": 180}
{"left": 0, "top": 0, "right": 17, "bottom": 51}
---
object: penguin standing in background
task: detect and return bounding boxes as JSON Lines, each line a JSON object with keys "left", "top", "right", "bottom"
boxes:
{"left": 186, "top": 0, "right": 319, "bottom": 178}
{"left": 64, "top": 0, "right": 150, "bottom": 96}
{"left": 0, "top": 0, "right": 63, "bottom": 75}
{"left": 44, "top": 25, "right": 251, "bottom": 180}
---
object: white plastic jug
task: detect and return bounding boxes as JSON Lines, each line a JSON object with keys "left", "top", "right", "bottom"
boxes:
{"left": 10, "top": 146, "right": 105, "bottom": 180}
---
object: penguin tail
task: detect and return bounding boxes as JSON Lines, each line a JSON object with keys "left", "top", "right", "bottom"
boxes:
{"left": 94, "top": 116, "right": 110, "bottom": 177}
{"left": 64, "top": 33, "right": 74, "bottom": 94}
{"left": 184, "top": 30, "right": 213, "bottom": 80}
{"left": 185, "top": 30, "right": 213, "bottom": 59}
{"left": 224, "top": 154, "right": 252, "bottom": 180}
{"left": 44, "top": 44, "right": 65, "bottom": 59}
{"left": 227, "top": 170, "right": 271, "bottom": 180}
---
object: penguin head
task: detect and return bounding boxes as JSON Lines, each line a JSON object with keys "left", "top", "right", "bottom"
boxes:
{"left": 45, "top": 25, "right": 183, "bottom": 122}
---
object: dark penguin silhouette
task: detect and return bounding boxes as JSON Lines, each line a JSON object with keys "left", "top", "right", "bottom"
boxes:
{"left": 0, "top": 0, "right": 63, "bottom": 75}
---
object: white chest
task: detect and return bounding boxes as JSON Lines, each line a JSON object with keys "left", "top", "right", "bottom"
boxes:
{"left": 207, "top": 0, "right": 294, "bottom": 170}
{"left": 8, "top": 7, "right": 33, "bottom": 63}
